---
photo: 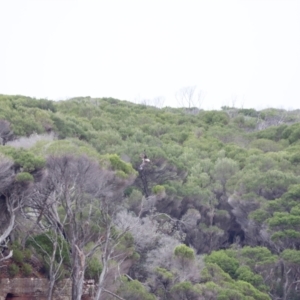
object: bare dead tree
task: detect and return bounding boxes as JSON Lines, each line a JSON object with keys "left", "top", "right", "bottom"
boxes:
{"left": 94, "top": 212, "right": 133, "bottom": 300}
{"left": 196, "top": 89, "right": 206, "bottom": 110}
{"left": 152, "top": 96, "right": 165, "bottom": 108}
{"left": 27, "top": 229, "right": 66, "bottom": 300}
{"left": 34, "top": 154, "right": 136, "bottom": 300}
{"left": 175, "top": 86, "right": 197, "bottom": 108}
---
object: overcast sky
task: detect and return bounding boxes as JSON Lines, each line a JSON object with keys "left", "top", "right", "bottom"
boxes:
{"left": 1, "top": 0, "right": 300, "bottom": 110}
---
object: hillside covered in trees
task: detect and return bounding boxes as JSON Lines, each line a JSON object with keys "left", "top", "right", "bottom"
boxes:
{"left": 1, "top": 94, "right": 300, "bottom": 300}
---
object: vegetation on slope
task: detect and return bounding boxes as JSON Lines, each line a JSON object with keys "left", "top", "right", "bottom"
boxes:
{"left": 1, "top": 94, "right": 300, "bottom": 299}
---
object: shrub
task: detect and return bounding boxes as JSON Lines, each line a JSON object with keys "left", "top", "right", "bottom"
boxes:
{"left": 85, "top": 256, "right": 102, "bottom": 280}
{"left": 22, "top": 263, "right": 32, "bottom": 276}
{"left": 204, "top": 250, "right": 239, "bottom": 278}
{"left": 118, "top": 277, "right": 155, "bottom": 300}
{"left": 23, "top": 249, "right": 32, "bottom": 261}
{"left": 12, "top": 249, "right": 24, "bottom": 264}
{"left": 8, "top": 263, "right": 19, "bottom": 277}
{"left": 108, "top": 154, "right": 134, "bottom": 175}
{"left": 152, "top": 185, "right": 165, "bottom": 195}
{"left": 15, "top": 172, "right": 34, "bottom": 182}
{"left": 26, "top": 232, "right": 70, "bottom": 265}
{"left": 174, "top": 244, "right": 195, "bottom": 260}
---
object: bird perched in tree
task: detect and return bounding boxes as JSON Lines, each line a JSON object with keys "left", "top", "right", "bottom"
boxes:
{"left": 139, "top": 151, "right": 150, "bottom": 170}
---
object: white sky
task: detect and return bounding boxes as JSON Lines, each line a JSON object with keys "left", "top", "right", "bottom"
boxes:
{"left": 0, "top": 0, "right": 300, "bottom": 110}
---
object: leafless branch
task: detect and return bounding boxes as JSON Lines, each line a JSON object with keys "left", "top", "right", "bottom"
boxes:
{"left": 103, "top": 288, "right": 126, "bottom": 300}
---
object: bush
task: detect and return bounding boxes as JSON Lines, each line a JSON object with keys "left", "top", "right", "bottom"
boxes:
{"left": 204, "top": 250, "right": 239, "bottom": 278}
{"left": 174, "top": 244, "right": 195, "bottom": 260}
{"left": 22, "top": 263, "right": 32, "bottom": 276}
{"left": 8, "top": 263, "right": 19, "bottom": 277}
{"left": 85, "top": 256, "right": 102, "bottom": 280}
{"left": 23, "top": 249, "right": 32, "bottom": 261}
{"left": 201, "top": 111, "right": 229, "bottom": 125}
{"left": 15, "top": 172, "right": 34, "bottom": 182}
{"left": 0, "top": 147, "right": 45, "bottom": 172}
{"left": 108, "top": 154, "right": 134, "bottom": 175}
{"left": 26, "top": 232, "right": 70, "bottom": 265}
{"left": 12, "top": 249, "right": 24, "bottom": 264}
{"left": 118, "top": 277, "right": 155, "bottom": 300}
{"left": 152, "top": 185, "right": 165, "bottom": 195}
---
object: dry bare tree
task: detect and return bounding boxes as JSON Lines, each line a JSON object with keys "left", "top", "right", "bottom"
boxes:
{"left": 152, "top": 96, "right": 165, "bottom": 108}
{"left": 175, "top": 86, "right": 197, "bottom": 108}
{"left": 30, "top": 154, "right": 136, "bottom": 300}
{"left": 27, "top": 229, "right": 67, "bottom": 300}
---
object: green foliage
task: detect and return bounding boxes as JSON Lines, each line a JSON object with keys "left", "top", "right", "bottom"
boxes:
{"left": 214, "top": 157, "right": 239, "bottom": 187}
{"left": 33, "top": 139, "right": 100, "bottom": 160}
{"left": 174, "top": 244, "right": 195, "bottom": 260}
{"left": 233, "top": 280, "right": 270, "bottom": 300}
{"left": 124, "top": 189, "right": 143, "bottom": 212}
{"left": 118, "top": 277, "right": 156, "bottom": 300}
{"left": 236, "top": 168, "right": 298, "bottom": 200}
{"left": 201, "top": 111, "right": 230, "bottom": 125}
{"left": 152, "top": 185, "right": 165, "bottom": 195}
{"left": 15, "top": 172, "right": 34, "bottom": 182}
{"left": 202, "top": 262, "right": 270, "bottom": 299}
{"left": 290, "top": 151, "right": 300, "bottom": 164}
{"left": 0, "top": 146, "right": 45, "bottom": 172}
{"left": 51, "top": 114, "right": 91, "bottom": 140}
{"left": 256, "top": 124, "right": 288, "bottom": 141}
{"left": 12, "top": 249, "right": 24, "bottom": 264}
{"left": 201, "top": 263, "right": 234, "bottom": 283}
{"left": 22, "top": 263, "right": 32, "bottom": 276}
{"left": 282, "top": 123, "right": 300, "bottom": 144}
{"left": 2, "top": 94, "right": 300, "bottom": 299}
{"left": 85, "top": 256, "right": 102, "bottom": 280}
{"left": 108, "top": 154, "right": 136, "bottom": 176}
{"left": 26, "top": 231, "right": 70, "bottom": 265}
{"left": 250, "top": 209, "right": 271, "bottom": 226}
{"left": 250, "top": 138, "right": 283, "bottom": 152}
{"left": 281, "top": 249, "right": 300, "bottom": 264}
{"left": 155, "top": 267, "right": 174, "bottom": 281}
{"left": 217, "top": 288, "right": 244, "bottom": 300}
{"left": 238, "top": 108, "right": 259, "bottom": 117}
{"left": 8, "top": 263, "right": 19, "bottom": 277}
{"left": 205, "top": 250, "right": 239, "bottom": 278}
{"left": 235, "top": 265, "right": 266, "bottom": 291}
{"left": 238, "top": 246, "right": 277, "bottom": 268}
{"left": 23, "top": 249, "right": 32, "bottom": 261}
{"left": 170, "top": 281, "right": 201, "bottom": 299}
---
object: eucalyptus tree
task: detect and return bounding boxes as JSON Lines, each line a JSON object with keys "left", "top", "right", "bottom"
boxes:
{"left": 0, "top": 153, "right": 37, "bottom": 262}
{"left": 31, "top": 153, "right": 136, "bottom": 300}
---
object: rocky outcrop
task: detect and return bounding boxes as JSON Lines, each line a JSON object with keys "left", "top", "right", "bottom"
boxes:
{"left": 0, "top": 278, "right": 94, "bottom": 300}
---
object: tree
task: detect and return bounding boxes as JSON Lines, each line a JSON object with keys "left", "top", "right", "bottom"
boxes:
{"left": 117, "top": 277, "right": 155, "bottom": 300}
{"left": 176, "top": 86, "right": 197, "bottom": 108}
{"left": 33, "top": 154, "right": 136, "bottom": 300}
{"left": 280, "top": 249, "right": 300, "bottom": 300}
{"left": 170, "top": 281, "right": 202, "bottom": 300}
{"left": 204, "top": 250, "right": 239, "bottom": 278}
{"left": 0, "top": 154, "right": 34, "bottom": 259}
{"left": 26, "top": 230, "right": 69, "bottom": 300}
{"left": 152, "top": 96, "right": 165, "bottom": 108}
{"left": 174, "top": 244, "right": 195, "bottom": 280}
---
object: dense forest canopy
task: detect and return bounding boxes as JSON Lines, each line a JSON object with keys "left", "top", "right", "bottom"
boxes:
{"left": 1, "top": 94, "right": 300, "bottom": 300}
